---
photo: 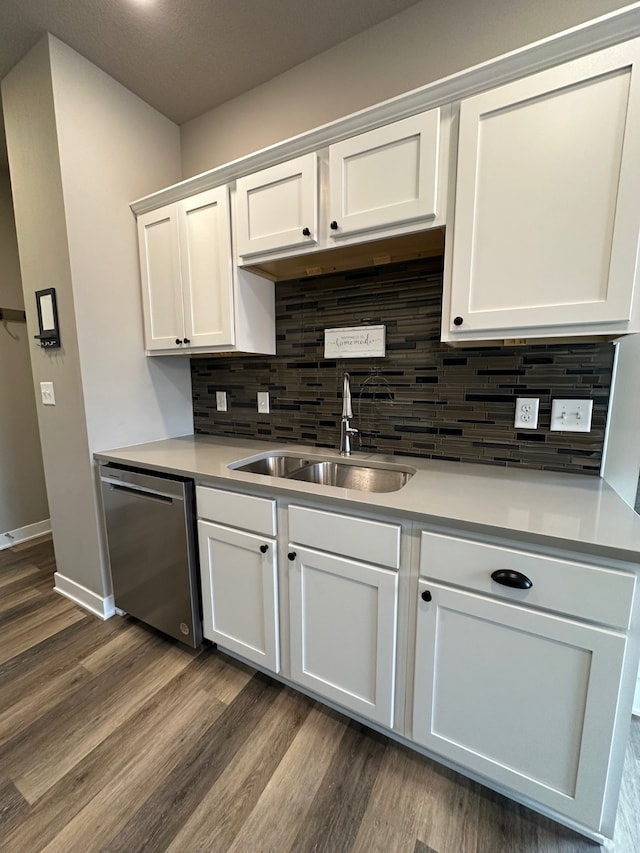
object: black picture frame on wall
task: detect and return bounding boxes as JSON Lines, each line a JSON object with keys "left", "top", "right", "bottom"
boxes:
{"left": 34, "top": 287, "right": 61, "bottom": 348}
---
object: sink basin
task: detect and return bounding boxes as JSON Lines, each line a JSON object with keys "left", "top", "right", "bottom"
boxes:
{"left": 230, "top": 453, "right": 414, "bottom": 493}
{"left": 231, "top": 454, "right": 314, "bottom": 478}
{"left": 287, "top": 461, "right": 413, "bottom": 492}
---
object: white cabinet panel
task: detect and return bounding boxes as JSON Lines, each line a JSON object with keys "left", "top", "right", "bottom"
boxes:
{"left": 288, "top": 504, "right": 400, "bottom": 568}
{"left": 444, "top": 38, "right": 640, "bottom": 340}
{"left": 196, "top": 486, "right": 276, "bottom": 536}
{"left": 329, "top": 111, "right": 440, "bottom": 238}
{"left": 137, "top": 185, "right": 274, "bottom": 355}
{"left": 137, "top": 205, "right": 184, "bottom": 351}
{"left": 419, "top": 530, "right": 635, "bottom": 629}
{"left": 289, "top": 546, "right": 398, "bottom": 726}
{"left": 412, "top": 580, "right": 626, "bottom": 830}
{"left": 235, "top": 154, "right": 318, "bottom": 257}
{"left": 198, "top": 520, "right": 279, "bottom": 672}
{"left": 235, "top": 109, "right": 447, "bottom": 267}
{"left": 178, "top": 187, "right": 234, "bottom": 348}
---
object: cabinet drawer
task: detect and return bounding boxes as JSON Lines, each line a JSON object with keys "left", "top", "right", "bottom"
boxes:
{"left": 289, "top": 505, "right": 400, "bottom": 569}
{"left": 419, "top": 531, "right": 635, "bottom": 629}
{"left": 196, "top": 486, "right": 276, "bottom": 536}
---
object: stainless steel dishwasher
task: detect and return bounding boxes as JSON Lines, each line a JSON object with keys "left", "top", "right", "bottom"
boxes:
{"left": 99, "top": 463, "right": 202, "bottom": 647}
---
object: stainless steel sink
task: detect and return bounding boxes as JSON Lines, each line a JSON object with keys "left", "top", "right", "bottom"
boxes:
{"left": 230, "top": 453, "right": 414, "bottom": 493}
{"left": 287, "top": 461, "right": 413, "bottom": 492}
{"left": 231, "top": 454, "right": 315, "bottom": 478}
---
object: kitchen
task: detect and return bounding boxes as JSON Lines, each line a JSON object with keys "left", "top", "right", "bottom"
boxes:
{"left": 2, "top": 0, "right": 640, "bottom": 850}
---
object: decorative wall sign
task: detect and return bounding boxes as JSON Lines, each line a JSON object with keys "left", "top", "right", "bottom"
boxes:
{"left": 324, "top": 325, "right": 385, "bottom": 358}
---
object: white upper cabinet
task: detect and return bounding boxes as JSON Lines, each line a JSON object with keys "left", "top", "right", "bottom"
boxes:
{"left": 328, "top": 111, "right": 441, "bottom": 239}
{"left": 137, "top": 186, "right": 275, "bottom": 356}
{"left": 177, "top": 188, "right": 235, "bottom": 349}
{"left": 138, "top": 186, "right": 233, "bottom": 352}
{"left": 137, "top": 203, "right": 184, "bottom": 351}
{"left": 443, "top": 38, "right": 640, "bottom": 342}
{"left": 235, "top": 153, "right": 318, "bottom": 257}
{"left": 233, "top": 107, "right": 448, "bottom": 265}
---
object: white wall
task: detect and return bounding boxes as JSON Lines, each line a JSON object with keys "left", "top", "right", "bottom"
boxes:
{"left": 49, "top": 37, "right": 192, "bottom": 453}
{"left": 181, "top": 0, "right": 632, "bottom": 177}
{"left": 2, "top": 35, "right": 190, "bottom": 603}
{"left": 0, "top": 166, "right": 49, "bottom": 544}
{"left": 601, "top": 335, "right": 640, "bottom": 507}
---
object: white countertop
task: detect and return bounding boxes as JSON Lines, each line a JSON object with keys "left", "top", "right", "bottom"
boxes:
{"left": 95, "top": 434, "right": 640, "bottom": 564}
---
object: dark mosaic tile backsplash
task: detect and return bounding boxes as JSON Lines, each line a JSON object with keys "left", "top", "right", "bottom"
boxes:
{"left": 191, "top": 257, "right": 614, "bottom": 475}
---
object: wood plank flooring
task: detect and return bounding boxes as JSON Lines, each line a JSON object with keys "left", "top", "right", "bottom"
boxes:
{"left": 1, "top": 537, "right": 638, "bottom": 852}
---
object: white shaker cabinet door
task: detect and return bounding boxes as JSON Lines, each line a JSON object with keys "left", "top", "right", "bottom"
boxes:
{"left": 328, "top": 110, "right": 441, "bottom": 239}
{"left": 412, "top": 580, "right": 626, "bottom": 832}
{"left": 177, "top": 186, "right": 235, "bottom": 349}
{"left": 198, "top": 520, "right": 279, "bottom": 672}
{"left": 137, "top": 203, "right": 184, "bottom": 352}
{"left": 289, "top": 546, "right": 398, "bottom": 727}
{"left": 445, "top": 38, "right": 640, "bottom": 340}
{"left": 235, "top": 153, "right": 318, "bottom": 258}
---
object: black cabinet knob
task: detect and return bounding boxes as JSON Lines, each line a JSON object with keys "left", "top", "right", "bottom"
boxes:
{"left": 183, "top": 338, "right": 190, "bottom": 344}
{"left": 260, "top": 544, "right": 268, "bottom": 554}
{"left": 330, "top": 220, "right": 339, "bottom": 230}
{"left": 302, "top": 227, "right": 311, "bottom": 236}
{"left": 288, "top": 552, "right": 296, "bottom": 561}
{"left": 421, "top": 590, "right": 432, "bottom": 602}
{"left": 453, "top": 316, "right": 464, "bottom": 327}
{"left": 491, "top": 569, "right": 533, "bottom": 589}
{"left": 175, "top": 338, "right": 182, "bottom": 345}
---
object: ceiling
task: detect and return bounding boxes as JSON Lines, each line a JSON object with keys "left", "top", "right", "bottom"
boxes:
{"left": 0, "top": 0, "right": 422, "bottom": 164}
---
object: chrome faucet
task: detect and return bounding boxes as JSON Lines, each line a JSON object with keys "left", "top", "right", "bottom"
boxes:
{"left": 339, "top": 372, "right": 358, "bottom": 456}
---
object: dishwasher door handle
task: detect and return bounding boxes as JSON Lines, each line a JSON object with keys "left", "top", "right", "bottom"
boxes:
{"left": 101, "top": 477, "right": 180, "bottom": 503}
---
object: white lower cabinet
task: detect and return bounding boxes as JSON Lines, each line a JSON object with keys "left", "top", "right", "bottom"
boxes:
{"left": 192, "top": 483, "right": 638, "bottom": 838}
{"left": 288, "top": 546, "right": 398, "bottom": 727}
{"left": 412, "top": 578, "right": 627, "bottom": 831}
{"left": 198, "top": 520, "right": 279, "bottom": 672}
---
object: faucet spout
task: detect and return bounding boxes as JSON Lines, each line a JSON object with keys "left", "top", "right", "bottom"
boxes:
{"left": 340, "top": 372, "right": 358, "bottom": 455}
{"left": 342, "top": 372, "right": 353, "bottom": 418}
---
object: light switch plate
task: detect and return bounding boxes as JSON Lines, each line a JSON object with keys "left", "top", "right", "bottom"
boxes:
{"left": 40, "top": 381, "right": 55, "bottom": 405}
{"left": 257, "top": 391, "right": 270, "bottom": 414}
{"left": 550, "top": 399, "right": 593, "bottom": 432}
{"left": 215, "top": 391, "right": 227, "bottom": 412}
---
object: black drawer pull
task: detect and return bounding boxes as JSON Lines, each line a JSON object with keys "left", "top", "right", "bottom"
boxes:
{"left": 421, "top": 590, "right": 432, "bottom": 602}
{"left": 259, "top": 544, "right": 268, "bottom": 554}
{"left": 491, "top": 569, "right": 532, "bottom": 590}
{"left": 288, "top": 552, "right": 296, "bottom": 561}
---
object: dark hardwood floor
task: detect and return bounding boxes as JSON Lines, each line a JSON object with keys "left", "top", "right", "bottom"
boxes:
{"left": 1, "top": 536, "right": 638, "bottom": 852}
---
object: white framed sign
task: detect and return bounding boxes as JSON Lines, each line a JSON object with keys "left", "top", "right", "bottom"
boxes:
{"left": 324, "top": 325, "right": 386, "bottom": 359}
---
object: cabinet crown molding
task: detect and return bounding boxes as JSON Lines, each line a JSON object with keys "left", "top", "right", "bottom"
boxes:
{"left": 131, "top": 2, "right": 640, "bottom": 216}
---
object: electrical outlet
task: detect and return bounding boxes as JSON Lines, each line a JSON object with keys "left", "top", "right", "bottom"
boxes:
{"left": 514, "top": 397, "right": 539, "bottom": 429}
{"left": 257, "top": 391, "right": 270, "bottom": 414}
{"left": 550, "top": 399, "right": 593, "bottom": 432}
{"left": 40, "top": 381, "right": 55, "bottom": 406}
{"left": 215, "top": 391, "right": 227, "bottom": 412}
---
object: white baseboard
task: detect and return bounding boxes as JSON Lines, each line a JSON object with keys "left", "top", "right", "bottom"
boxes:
{"left": 54, "top": 572, "right": 115, "bottom": 620}
{"left": 0, "top": 518, "right": 51, "bottom": 550}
